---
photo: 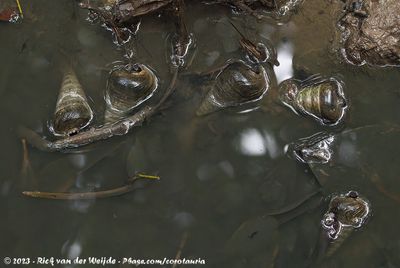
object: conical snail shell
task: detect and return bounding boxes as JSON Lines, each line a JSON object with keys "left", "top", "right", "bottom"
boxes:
{"left": 104, "top": 63, "right": 158, "bottom": 123}
{"left": 52, "top": 65, "right": 94, "bottom": 137}
{"left": 197, "top": 61, "right": 269, "bottom": 116}
{"left": 279, "top": 76, "right": 347, "bottom": 125}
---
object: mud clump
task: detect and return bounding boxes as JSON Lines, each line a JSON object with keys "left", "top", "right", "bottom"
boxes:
{"left": 338, "top": 0, "right": 400, "bottom": 67}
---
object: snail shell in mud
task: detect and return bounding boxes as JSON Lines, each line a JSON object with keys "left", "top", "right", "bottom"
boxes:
{"left": 104, "top": 63, "right": 158, "bottom": 123}
{"left": 279, "top": 76, "right": 347, "bottom": 125}
{"left": 321, "top": 191, "right": 370, "bottom": 256}
{"left": 197, "top": 60, "right": 270, "bottom": 116}
{"left": 52, "top": 65, "right": 94, "bottom": 137}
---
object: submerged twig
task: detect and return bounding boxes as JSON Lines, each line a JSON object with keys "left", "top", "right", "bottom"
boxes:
{"left": 172, "top": 231, "right": 189, "bottom": 268}
{"left": 18, "top": 69, "right": 179, "bottom": 152}
{"left": 20, "top": 138, "right": 37, "bottom": 188}
{"left": 20, "top": 139, "right": 30, "bottom": 177}
{"left": 22, "top": 174, "right": 160, "bottom": 200}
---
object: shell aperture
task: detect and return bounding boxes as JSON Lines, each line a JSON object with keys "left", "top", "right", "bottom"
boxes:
{"left": 104, "top": 63, "right": 158, "bottom": 123}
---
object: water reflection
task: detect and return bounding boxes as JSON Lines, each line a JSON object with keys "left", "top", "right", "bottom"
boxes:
{"left": 196, "top": 160, "right": 235, "bottom": 181}
{"left": 1, "top": 180, "right": 12, "bottom": 197}
{"left": 338, "top": 139, "right": 358, "bottom": 167}
{"left": 238, "top": 128, "right": 266, "bottom": 156}
{"left": 173, "top": 212, "right": 195, "bottom": 229}
{"left": 262, "top": 130, "right": 280, "bottom": 159}
{"left": 69, "top": 154, "right": 87, "bottom": 169}
{"left": 237, "top": 128, "right": 280, "bottom": 158}
{"left": 274, "top": 41, "right": 293, "bottom": 83}
{"left": 68, "top": 199, "right": 95, "bottom": 213}
{"left": 219, "top": 161, "right": 235, "bottom": 178}
{"left": 216, "top": 18, "right": 238, "bottom": 53}
{"left": 205, "top": 51, "right": 220, "bottom": 66}
{"left": 62, "top": 239, "right": 82, "bottom": 261}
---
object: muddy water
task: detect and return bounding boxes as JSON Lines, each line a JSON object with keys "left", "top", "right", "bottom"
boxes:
{"left": 1, "top": 0, "right": 400, "bottom": 267}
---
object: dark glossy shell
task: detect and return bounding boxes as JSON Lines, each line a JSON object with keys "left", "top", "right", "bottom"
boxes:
{"left": 197, "top": 61, "right": 269, "bottom": 116}
{"left": 52, "top": 66, "right": 94, "bottom": 137}
{"left": 319, "top": 191, "right": 370, "bottom": 257}
{"left": 104, "top": 63, "right": 158, "bottom": 123}
{"left": 329, "top": 191, "right": 370, "bottom": 227}
{"left": 299, "top": 126, "right": 400, "bottom": 260}
{"left": 279, "top": 76, "right": 347, "bottom": 125}
{"left": 322, "top": 191, "right": 370, "bottom": 240}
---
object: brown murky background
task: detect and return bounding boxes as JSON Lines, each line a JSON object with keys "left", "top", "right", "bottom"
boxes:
{"left": 1, "top": 0, "right": 400, "bottom": 267}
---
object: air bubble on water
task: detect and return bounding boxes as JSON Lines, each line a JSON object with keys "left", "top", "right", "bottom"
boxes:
{"left": 68, "top": 154, "right": 87, "bottom": 169}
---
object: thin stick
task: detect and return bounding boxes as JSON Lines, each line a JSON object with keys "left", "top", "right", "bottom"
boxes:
{"left": 22, "top": 175, "right": 160, "bottom": 200}
{"left": 172, "top": 231, "right": 189, "bottom": 268}
{"left": 21, "top": 138, "right": 37, "bottom": 188}
{"left": 18, "top": 69, "right": 179, "bottom": 152}
{"left": 137, "top": 173, "right": 160, "bottom": 180}
{"left": 21, "top": 139, "right": 30, "bottom": 177}
{"left": 15, "top": 0, "right": 23, "bottom": 18}
{"left": 268, "top": 245, "right": 280, "bottom": 268}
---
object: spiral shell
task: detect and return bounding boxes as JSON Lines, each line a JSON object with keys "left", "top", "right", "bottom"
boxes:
{"left": 321, "top": 191, "right": 370, "bottom": 257}
{"left": 104, "top": 63, "right": 158, "bottom": 123}
{"left": 51, "top": 65, "right": 94, "bottom": 137}
{"left": 279, "top": 76, "right": 347, "bottom": 125}
{"left": 197, "top": 61, "right": 269, "bottom": 116}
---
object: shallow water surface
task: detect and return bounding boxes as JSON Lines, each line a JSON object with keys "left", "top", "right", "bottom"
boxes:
{"left": 1, "top": 0, "right": 400, "bottom": 267}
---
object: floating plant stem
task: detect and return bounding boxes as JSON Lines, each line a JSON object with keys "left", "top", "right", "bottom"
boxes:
{"left": 22, "top": 174, "right": 160, "bottom": 200}
{"left": 15, "top": 0, "right": 23, "bottom": 18}
{"left": 137, "top": 173, "right": 160, "bottom": 180}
